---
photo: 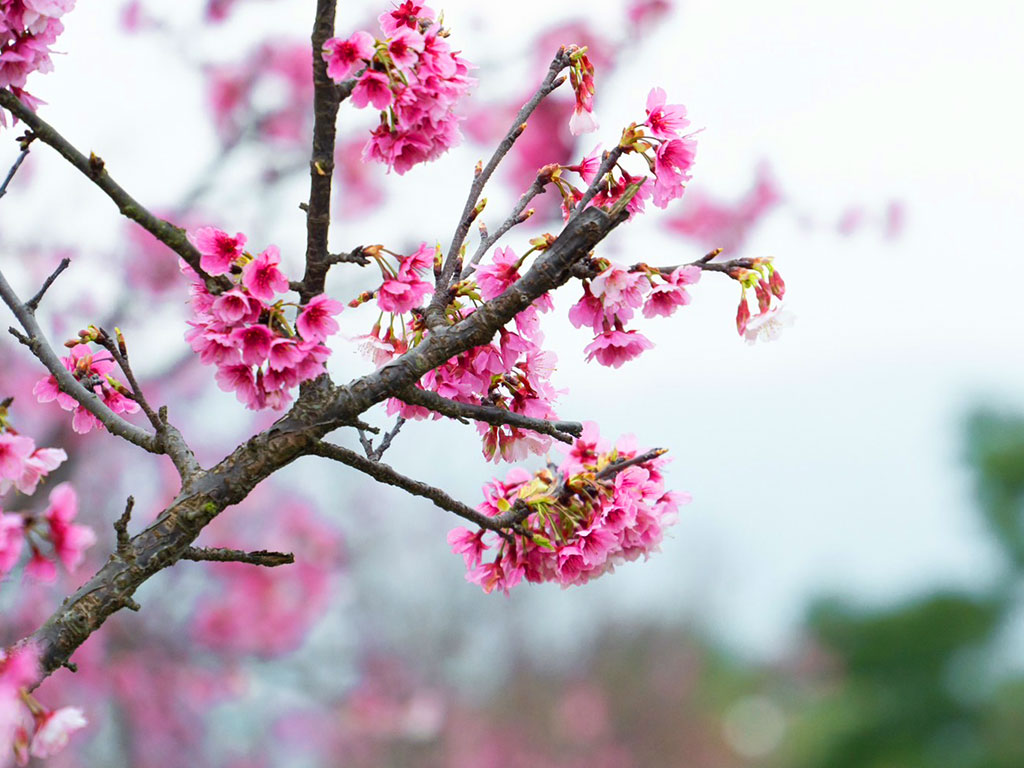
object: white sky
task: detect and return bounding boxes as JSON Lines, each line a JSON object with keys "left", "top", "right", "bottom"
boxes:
{"left": 3, "top": 0, "right": 1023, "bottom": 662}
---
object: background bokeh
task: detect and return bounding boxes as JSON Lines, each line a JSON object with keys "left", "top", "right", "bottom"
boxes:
{"left": 2, "top": 0, "right": 1023, "bottom": 765}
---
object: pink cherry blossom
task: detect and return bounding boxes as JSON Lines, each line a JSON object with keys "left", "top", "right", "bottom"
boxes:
{"left": 475, "top": 246, "right": 520, "bottom": 301}
{"left": 322, "top": 30, "right": 374, "bottom": 81}
{"left": 297, "top": 294, "right": 343, "bottom": 342}
{"left": 189, "top": 227, "right": 246, "bottom": 276}
{"left": 241, "top": 246, "right": 289, "bottom": 302}
{"left": 642, "top": 265, "right": 700, "bottom": 318}
{"left": 387, "top": 27, "right": 424, "bottom": 70}
{"left": 0, "top": 512, "right": 25, "bottom": 577}
{"left": 43, "top": 483, "right": 95, "bottom": 572}
{"left": 378, "top": 1, "right": 435, "bottom": 35}
{"left": 644, "top": 87, "right": 690, "bottom": 138}
{"left": 231, "top": 324, "right": 275, "bottom": 367}
{"left": 29, "top": 707, "right": 87, "bottom": 758}
{"left": 0, "top": 433, "right": 34, "bottom": 487}
{"left": 351, "top": 69, "right": 393, "bottom": 110}
{"left": 583, "top": 329, "right": 654, "bottom": 368}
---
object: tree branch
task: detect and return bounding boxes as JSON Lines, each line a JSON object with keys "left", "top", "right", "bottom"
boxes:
{"left": 310, "top": 440, "right": 518, "bottom": 532}
{"left": 298, "top": 0, "right": 343, "bottom": 303}
{"left": 462, "top": 174, "right": 548, "bottom": 278}
{"left": 0, "top": 261, "right": 161, "bottom": 453}
{"left": 395, "top": 387, "right": 582, "bottom": 444}
{"left": 425, "top": 49, "right": 571, "bottom": 328}
{"left": 181, "top": 547, "right": 295, "bottom": 568}
{"left": 0, "top": 135, "right": 32, "bottom": 200}
{"left": 0, "top": 89, "right": 229, "bottom": 294}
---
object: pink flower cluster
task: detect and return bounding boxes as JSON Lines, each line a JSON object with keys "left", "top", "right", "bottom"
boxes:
{"left": 732, "top": 257, "right": 788, "bottom": 344}
{"left": 1, "top": 645, "right": 86, "bottom": 765}
{"left": 449, "top": 424, "right": 687, "bottom": 594}
{"left": 569, "top": 262, "right": 701, "bottom": 367}
{"left": 375, "top": 246, "right": 561, "bottom": 462}
{"left": 0, "top": 412, "right": 76, "bottom": 581}
{"left": 33, "top": 344, "right": 140, "bottom": 434}
{"left": 0, "top": 0, "right": 74, "bottom": 126}
{"left": 183, "top": 227, "right": 342, "bottom": 411}
{"left": 373, "top": 242, "right": 433, "bottom": 314}
{"left": 322, "top": 1, "right": 475, "bottom": 174}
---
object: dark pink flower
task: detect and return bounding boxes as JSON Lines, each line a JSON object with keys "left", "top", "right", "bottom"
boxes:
{"left": 231, "top": 324, "right": 275, "bottom": 366}
{"left": 297, "top": 295, "right": 343, "bottom": 342}
{"left": 583, "top": 329, "right": 654, "bottom": 367}
{"left": 387, "top": 27, "right": 424, "bottom": 70}
{"left": 322, "top": 30, "right": 374, "bottom": 82}
{"left": 475, "top": 246, "right": 520, "bottom": 300}
{"left": 642, "top": 265, "right": 700, "bottom": 318}
{"left": 378, "top": 1, "right": 434, "bottom": 35}
{"left": 241, "top": 246, "right": 289, "bottom": 301}
{"left": 351, "top": 69, "right": 393, "bottom": 110}
{"left": 644, "top": 87, "right": 689, "bottom": 138}
{"left": 189, "top": 227, "right": 246, "bottom": 276}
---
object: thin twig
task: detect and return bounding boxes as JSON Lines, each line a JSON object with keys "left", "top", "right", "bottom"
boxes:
{"left": 0, "top": 264, "right": 160, "bottom": 452}
{"left": 596, "top": 448, "right": 667, "bottom": 481}
{"left": 311, "top": 440, "right": 521, "bottom": 533}
{"left": 371, "top": 416, "right": 406, "bottom": 460}
{"left": 93, "top": 327, "right": 162, "bottom": 433}
{"left": 395, "top": 387, "right": 582, "bottom": 444}
{"left": 462, "top": 174, "right": 548, "bottom": 278}
{"left": 181, "top": 547, "right": 295, "bottom": 568}
{"left": 0, "top": 140, "right": 32, "bottom": 200}
{"left": 426, "top": 49, "right": 571, "bottom": 328}
{"left": 0, "top": 89, "right": 229, "bottom": 294}
{"left": 25, "top": 257, "right": 69, "bottom": 313}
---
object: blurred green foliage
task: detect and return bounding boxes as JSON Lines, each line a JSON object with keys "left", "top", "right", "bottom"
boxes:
{"left": 780, "top": 409, "right": 1024, "bottom": 768}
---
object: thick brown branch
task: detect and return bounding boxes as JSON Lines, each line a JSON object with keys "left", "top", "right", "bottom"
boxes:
{"left": 299, "top": 0, "right": 343, "bottom": 303}
{"left": 0, "top": 89, "right": 228, "bottom": 294}
{"left": 396, "top": 387, "right": 582, "bottom": 444}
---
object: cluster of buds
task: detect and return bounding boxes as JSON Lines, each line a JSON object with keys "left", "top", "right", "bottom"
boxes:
{"left": 322, "top": 1, "right": 475, "bottom": 174}
{"left": 33, "top": 329, "right": 139, "bottom": 434}
{"left": 731, "top": 257, "right": 789, "bottom": 344}
{"left": 183, "top": 228, "right": 342, "bottom": 411}
{"left": 1, "top": 645, "right": 86, "bottom": 765}
{"left": 449, "top": 424, "right": 687, "bottom": 593}
{"left": 566, "top": 44, "right": 597, "bottom": 136}
{"left": 0, "top": 0, "right": 76, "bottom": 125}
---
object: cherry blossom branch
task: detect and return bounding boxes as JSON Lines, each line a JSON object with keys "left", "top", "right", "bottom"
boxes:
{"left": 426, "top": 49, "right": 571, "bottom": 327}
{"left": 298, "top": 0, "right": 342, "bottom": 303}
{"left": 91, "top": 327, "right": 162, "bottom": 432}
{"left": 309, "top": 203, "right": 631, "bottom": 433}
{"left": 568, "top": 145, "right": 626, "bottom": 222}
{"left": 0, "top": 134, "right": 32, "bottom": 200}
{"left": 0, "top": 261, "right": 161, "bottom": 454}
{"left": 596, "top": 447, "right": 667, "bottom": 480}
{"left": 395, "top": 387, "right": 582, "bottom": 444}
{"left": 180, "top": 547, "right": 295, "bottom": 568}
{"left": 309, "top": 440, "right": 517, "bottom": 533}
{"left": 0, "top": 89, "right": 229, "bottom": 294}
{"left": 462, "top": 174, "right": 548, "bottom": 278}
